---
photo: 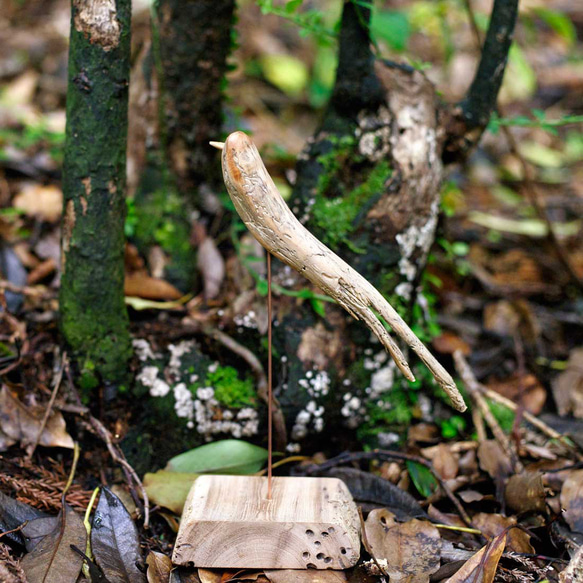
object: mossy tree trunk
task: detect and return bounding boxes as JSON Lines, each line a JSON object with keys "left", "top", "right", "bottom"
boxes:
{"left": 156, "top": 0, "right": 235, "bottom": 202}
{"left": 131, "top": 0, "right": 236, "bottom": 291}
{"left": 60, "top": 0, "right": 132, "bottom": 390}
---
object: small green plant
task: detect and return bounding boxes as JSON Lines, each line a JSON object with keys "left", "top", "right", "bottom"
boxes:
{"left": 488, "top": 110, "right": 583, "bottom": 136}
{"left": 206, "top": 366, "right": 256, "bottom": 409}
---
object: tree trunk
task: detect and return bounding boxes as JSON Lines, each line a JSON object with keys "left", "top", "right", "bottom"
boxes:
{"left": 60, "top": 0, "right": 132, "bottom": 390}
{"left": 156, "top": 0, "right": 235, "bottom": 201}
{"left": 129, "top": 0, "right": 236, "bottom": 291}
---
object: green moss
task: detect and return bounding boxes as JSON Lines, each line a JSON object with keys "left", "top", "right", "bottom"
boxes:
{"left": 206, "top": 365, "right": 256, "bottom": 409}
{"left": 311, "top": 147, "right": 392, "bottom": 253}
{"left": 131, "top": 182, "right": 195, "bottom": 289}
{"left": 357, "top": 386, "right": 418, "bottom": 443}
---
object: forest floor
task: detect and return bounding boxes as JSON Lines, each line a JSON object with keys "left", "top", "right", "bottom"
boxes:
{"left": 2, "top": 0, "right": 583, "bottom": 582}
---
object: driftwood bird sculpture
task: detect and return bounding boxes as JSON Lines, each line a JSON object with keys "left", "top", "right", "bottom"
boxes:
{"left": 210, "top": 132, "right": 466, "bottom": 412}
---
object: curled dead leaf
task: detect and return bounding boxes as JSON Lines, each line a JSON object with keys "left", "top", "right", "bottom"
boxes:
{"left": 444, "top": 531, "right": 506, "bottom": 583}
{"left": 0, "top": 385, "right": 74, "bottom": 452}
{"left": 505, "top": 472, "right": 546, "bottom": 515}
{"left": 472, "top": 513, "right": 534, "bottom": 554}
{"left": 552, "top": 348, "right": 583, "bottom": 419}
{"left": 124, "top": 271, "right": 183, "bottom": 301}
{"left": 561, "top": 469, "right": 583, "bottom": 533}
{"left": 364, "top": 509, "right": 441, "bottom": 583}
{"left": 146, "top": 551, "right": 172, "bottom": 583}
{"left": 197, "top": 237, "right": 225, "bottom": 300}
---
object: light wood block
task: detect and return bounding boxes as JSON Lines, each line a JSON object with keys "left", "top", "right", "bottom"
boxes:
{"left": 172, "top": 475, "right": 361, "bottom": 569}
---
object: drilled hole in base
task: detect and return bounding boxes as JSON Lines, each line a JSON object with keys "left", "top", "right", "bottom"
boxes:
{"left": 340, "top": 548, "right": 347, "bottom": 555}
{"left": 303, "top": 552, "right": 310, "bottom": 559}
{"left": 306, "top": 529, "right": 314, "bottom": 537}
{"left": 316, "top": 553, "right": 325, "bottom": 560}
{"left": 307, "top": 563, "right": 317, "bottom": 569}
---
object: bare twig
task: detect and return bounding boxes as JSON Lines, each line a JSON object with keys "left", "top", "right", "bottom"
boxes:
{"left": 28, "top": 352, "right": 67, "bottom": 459}
{"left": 482, "top": 385, "right": 581, "bottom": 456}
{"left": 454, "top": 351, "right": 523, "bottom": 473}
{"left": 85, "top": 416, "right": 150, "bottom": 529}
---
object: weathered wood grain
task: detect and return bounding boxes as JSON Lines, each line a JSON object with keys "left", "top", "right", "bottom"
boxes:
{"left": 211, "top": 132, "right": 466, "bottom": 412}
{"left": 172, "top": 475, "right": 360, "bottom": 569}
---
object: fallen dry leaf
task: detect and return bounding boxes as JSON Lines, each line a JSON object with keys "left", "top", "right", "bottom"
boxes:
{"left": 146, "top": 551, "right": 172, "bottom": 583}
{"left": 505, "top": 472, "right": 546, "bottom": 515}
{"left": 0, "top": 385, "right": 74, "bottom": 452}
{"left": 432, "top": 332, "right": 470, "bottom": 356}
{"left": 91, "top": 487, "right": 145, "bottom": 583}
{"left": 124, "top": 271, "right": 183, "bottom": 301}
{"left": 472, "top": 513, "right": 534, "bottom": 554}
{"left": 561, "top": 469, "right": 583, "bottom": 533}
{"left": 477, "top": 440, "right": 512, "bottom": 482}
{"left": 21, "top": 502, "right": 86, "bottom": 583}
{"left": 552, "top": 348, "right": 583, "bottom": 419}
{"left": 445, "top": 531, "right": 506, "bottom": 583}
{"left": 13, "top": 183, "right": 63, "bottom": 223}
{"left": 422, "top": 444, "right": 459, "bottom": 480}
{"left": 364, "top": 508, "right": 441, "bottom": 583}
{"left": 487, "top": 373, "right": 546, "bottom": 415}
{"left": 197, "top": 236, "right": 225, "bottom": 300}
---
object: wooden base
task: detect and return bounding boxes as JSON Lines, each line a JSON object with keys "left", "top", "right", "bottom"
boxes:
{"left": 172, "top": 475, "right": 361, "bottom": 569}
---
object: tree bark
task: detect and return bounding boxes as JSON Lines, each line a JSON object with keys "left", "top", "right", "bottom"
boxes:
{"left": 60, "top": 0, "right": 132, "bottom": 389}
{"left": 129, "top": 0, "right": 236, "bottom": 292}
{"left": 156, "top": 0, "right": 235, "bottom": 203}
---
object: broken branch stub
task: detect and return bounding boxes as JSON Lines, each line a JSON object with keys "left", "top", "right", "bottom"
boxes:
{"left": 213, "top": 132, "right": 466, "bottom": 412}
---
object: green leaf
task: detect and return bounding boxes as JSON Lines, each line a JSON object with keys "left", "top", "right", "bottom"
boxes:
{"left": 406, "top": 461, "right": 438, "bottom": 498}
{"left": 260, "top": 54, "right": 309, "bottom": 97}
{"left": 143, "top": 471, "right": 198, "bottom": 514}
{"left": 310, "top": 298, "right": 326, "bottom": 317}
{"left": 533, "top": 8, "right": 576, "bottom": 46}
{"left": 501, "top": 45, "right": 536, "bottom": 102}
{"left": 166, "top": 439, "right": 268, "bottom": 474}
{"left": 256, "top": 278, "right": 268, "bottom": 297}
{"left": 371, "top": 10, "right": 410, "bottom": 51}
{"left": 519, "top": 141, "right": 565, "bottom": 168}
{"left": 285, "top": 0, "right": 303, "bottom": 14}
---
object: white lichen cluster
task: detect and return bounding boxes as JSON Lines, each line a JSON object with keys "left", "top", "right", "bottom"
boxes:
{"left": 234, "top": 310, "right": 258, "bottom": 330}
{"left": 298, "top": 369, "right": 331, "bottom": 397}
{"left": 193, "top": 385, "right": 259, "bottom": 440}
{"left": 356, "top": 106, "right": 392, "bottom": 162}
{"left": 395, "top": 199, "right": 439, "bottom": 297}
{"left": 291, "top": 399, "right": 325, "bottom": 440}
{"left": 133, "top": 338, "right": 160, "bottom": 362}
{"left": 299, "top": 196, "right": 316, "bottom": 225}
{"left": 134, "top": 339, "right": 260, "bottom": 440}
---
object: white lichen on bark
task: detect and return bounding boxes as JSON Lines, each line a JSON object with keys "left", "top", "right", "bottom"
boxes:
{"left": 74, "top": 0, "right": 121, "bottom": 51}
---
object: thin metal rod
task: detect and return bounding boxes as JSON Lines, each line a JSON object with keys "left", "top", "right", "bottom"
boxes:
{"left": 267, "top": 252, "right": 273, "bottom": 499}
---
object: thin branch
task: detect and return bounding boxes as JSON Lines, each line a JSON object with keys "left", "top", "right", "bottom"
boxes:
{"left": 461, "top": 0, "right": 519, "bottom": 129}
{"left": 454, "top": 351, "right": 523, "bottom": 473}
{"left": 461, "top": 0, "right": 583, "bottom": 291}
{"left": 28, "top": 352, "right": 67, "bottom": 459}
{"left": 444, "top": 0, "right": 519, "bottom": 160}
